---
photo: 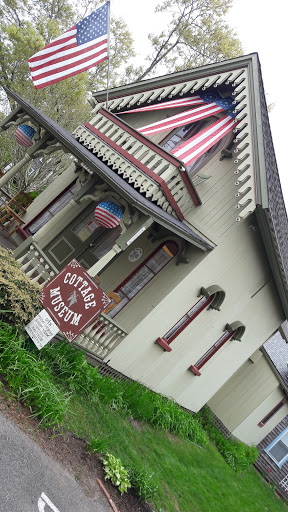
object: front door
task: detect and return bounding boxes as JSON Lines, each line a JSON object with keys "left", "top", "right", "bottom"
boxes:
{"left": 44, "top": 204, "right": 121, "bottom": 271}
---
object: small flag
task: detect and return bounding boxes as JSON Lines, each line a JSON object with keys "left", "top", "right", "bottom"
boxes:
{"left": 171, "top": 114, "right": 237, "bottom": 167}
{"left": 138, "top": 93, "right": 234, "bottom": 136}
{"left": 15, "top": 125, "right": 36, "bottom": 147}
{"left": 95, "top": 201, "right": 123, "bottom": 229}
{"left": 119, "top": 95, "right": 205, "bottom": 114}
{"left": 28, "top": 3, "right": 109, "bottom": 89}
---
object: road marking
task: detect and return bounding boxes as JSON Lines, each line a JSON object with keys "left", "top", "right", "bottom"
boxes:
{"left": 38, "top": 492, "right": 60, "bottom": 512}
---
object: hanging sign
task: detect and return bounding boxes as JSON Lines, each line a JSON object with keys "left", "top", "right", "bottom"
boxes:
{"left": 38, "top": 260, "right": 111, "bottom": 342}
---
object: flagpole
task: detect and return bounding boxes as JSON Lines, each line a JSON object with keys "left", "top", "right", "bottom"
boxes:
{"left": 106, "top": 0, "right": 111, "bottom": 110}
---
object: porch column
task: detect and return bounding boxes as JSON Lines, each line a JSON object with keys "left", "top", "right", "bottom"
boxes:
{"left": 0, "top": 154, "right": 32, "bottom": 188}
{"left": 87, "top": 244, "right": 122, "bottom": 277}
{"left": 32, "top": 199, "right": 78, "bottom": 247}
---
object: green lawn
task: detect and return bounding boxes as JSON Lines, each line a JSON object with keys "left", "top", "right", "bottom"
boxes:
{"left": 0, "top": 323, "right": 286, "bottom": 512}
{"left": 65, "top": 396, "right": 287, "bottom": 512}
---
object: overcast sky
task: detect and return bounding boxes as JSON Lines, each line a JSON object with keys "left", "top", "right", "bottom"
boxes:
{"left": 111, "top": 0, "right": 288, "bottom": 207}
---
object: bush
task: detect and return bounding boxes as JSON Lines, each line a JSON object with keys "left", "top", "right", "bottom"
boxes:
{"left": 199, "top": 406, "right": 258, "bottom": 471}
{"left": 0, "top": 322, "right": 70, "bottom": 427}
{"left": 102, "top": 453, "right": 131, "bottom": 495}
{"left": 0, "top": 247, "right": 41, "bottom": 327}
{"left": 129, "top": 465, "right": 158, "bottom": 502}
{"left": 39, "top": 341, "right": 208, "bottom": 446}
{"left": 87, "top": 435, "right": 110, "bottom": 454}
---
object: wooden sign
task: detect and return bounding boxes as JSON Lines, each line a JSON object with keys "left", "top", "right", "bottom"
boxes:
{"left": 38, "top": 260, "right": 111, "bottom": 342}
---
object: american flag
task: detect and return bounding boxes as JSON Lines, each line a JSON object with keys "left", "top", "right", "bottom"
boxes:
{"left": 28, "top": 3, "right": 109, "bottom": 89}
{"left": 120, "top": 95, "right": 205, "bottom": 114}
{"left": 138, "top": 93, "right": 234, "bottom": 136}
{"left": 171, "top": 114, "right": 237, "bottom": 167}
{"left": 95, "top": 201, "right": 123, "bottom": 229}
{"left": 14, "top": 125, "right": 35, "bottom": 147}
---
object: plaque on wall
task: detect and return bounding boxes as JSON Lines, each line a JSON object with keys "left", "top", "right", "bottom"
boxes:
{"left": 128, "top": 247, "right": 143, "bottom": 263}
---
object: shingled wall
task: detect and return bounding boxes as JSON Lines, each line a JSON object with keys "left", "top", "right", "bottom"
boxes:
{"left": 254, "top": 414, "right": 288, "bottom": 500}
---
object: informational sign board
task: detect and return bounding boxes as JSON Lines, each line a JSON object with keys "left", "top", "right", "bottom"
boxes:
{"left": 38, "top": 259, "right": 111, "bottom": 342}
{"left": 25, "top": 309, "right": 59, "bottom": 350}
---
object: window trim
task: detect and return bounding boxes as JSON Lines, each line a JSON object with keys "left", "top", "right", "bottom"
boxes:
{"left": 265, "top": 426, "right": 288, "bottom": 468}
{"left": 189, "top": 329, "right": 235, "bottom": 376}
{"left": 108, "top": 240, "right": 178, "bottom": 318}
{"left": 156, "top": 294, "right": 214, "bottom": 352}
{"left": 258, "top": 399, "right": 286, "bottom": 427}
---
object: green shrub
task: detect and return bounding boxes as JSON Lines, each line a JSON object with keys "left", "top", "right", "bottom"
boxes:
{"left": 199, "top": 406, "right": 258, "bottom": 471}
{"left": 39, "top": 341, "right": 208, "bottom": 446}
{"left": 0, "top": 248, "right": 41, "bottom": 327}
{"left": 0, "top": 322, "right": 70, "bottom": 427}
{"left": 87, "top": 435, "right": 110, "bottom": 454}
{"left": 28, "top": 191, "right": 40, "bottom": 200}
{"left": 129, "top": 465, "right": 158, "bottom": 502}
{"left": 102, "top": 453, "right": 131, "bottom": 495}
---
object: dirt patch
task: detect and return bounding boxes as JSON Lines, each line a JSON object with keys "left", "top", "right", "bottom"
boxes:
{"left": 127, "top": 417, "right": 145, "bottom": 432}
{"left": 0, "top": 388, "right": 151, "bottom": 512}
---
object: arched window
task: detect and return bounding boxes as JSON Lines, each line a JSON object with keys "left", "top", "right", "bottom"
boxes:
{"left": 107, "top": 241, "right": 178, "bottom": 318}
{"left": 189, "top": 321, "right": 246, "bottom": 376}
{"left": 161, "top": 117, "right": 232, "bottom": 177}
{"left": 155, "top": 285, "right": 225, "bottom": 352}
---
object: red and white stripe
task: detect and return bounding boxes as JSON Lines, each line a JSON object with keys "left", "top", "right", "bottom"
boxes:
{"left": 120, "top": 95, "right": 205, "bottom": 114}
{"left": 172, "top": 115, "right": 237, "bottom": 166}
{"left": 95, "top": 207, "right": 121, "bottom": 228}
{"left": 15, "top": 130, "right": 34, "bottom": 148}
{"left": 28, "top": 28, "right": 107, "bottom": 89}
{"left": 138, "top": 103, "right": 227, "bottom": 136}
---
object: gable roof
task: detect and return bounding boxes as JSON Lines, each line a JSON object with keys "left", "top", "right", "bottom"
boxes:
{"left": 3, "top": 54, "right": 288, "bottom": 317}
{"left": 93, "top": 53, "right": 288, "bottom": 318}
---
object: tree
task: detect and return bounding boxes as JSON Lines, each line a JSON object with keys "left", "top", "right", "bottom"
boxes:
{"left": 0, "top": 0, "right": 242, "bottom": 193}
{"left": 134, "top": 0, "right": 243, "bottom": 81}
{"left": 0, "top": 0, "right": 135, "bottom": 191}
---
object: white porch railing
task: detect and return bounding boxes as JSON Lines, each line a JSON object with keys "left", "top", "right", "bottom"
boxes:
{"left": 14, "top": 241, "right": 56, "bottom": 287}
{"left": 74, "top": 314, "right": 127, "bottom": 359}
{"left": 14, "top": 238, "right": 127, "bottom": 359}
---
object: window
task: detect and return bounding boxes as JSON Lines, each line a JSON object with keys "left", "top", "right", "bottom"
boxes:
{"left": 258, "top": 399, "right": 286, "bottom": 427}
{"left": 156, "top": 285, "right": 225, "bottom": 352}
{"left": 26, "top": 182, "right": 78, "bottom": 235}
{"left": 107, "top": 241, "right": 178, "bottom": 318}
{"left": 73, "top": 211, "right": 100, "bottom": 241}
{"left": 161, "top": 118, "right": 231, "bottom": 177}
{"left": 265, "top": 427, "right": 288, "bottom": 467}
{"left": 156, "top": 295, "right": 214, "bottom": 352}
{"left": 189, "top": 321, "right": 245, "bottom": 376}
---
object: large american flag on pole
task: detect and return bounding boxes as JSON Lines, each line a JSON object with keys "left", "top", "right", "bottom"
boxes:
{"left": 138, "top": 93, "right": 234, "bottom": 136}
{"left": 28, "top": 3, "right": 109, "bottom": 89}
{"left": 171, "top": 114, "right": 237, "bottom": 167}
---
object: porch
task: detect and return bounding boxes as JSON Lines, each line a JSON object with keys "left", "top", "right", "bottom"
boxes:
{"left": 12, "top": 239, "right": 127, "bottom": 360}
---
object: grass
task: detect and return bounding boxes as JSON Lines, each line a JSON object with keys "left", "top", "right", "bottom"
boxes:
{"left": 0, "top": 321, "right": 287, "bottom": 511}
{"left": 64, "top": 396, "right": 286, "bottom": 512}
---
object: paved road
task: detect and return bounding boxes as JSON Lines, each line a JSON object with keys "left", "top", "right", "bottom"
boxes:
{"left": 0, "top": 413, "right": 111, "bottom": 512}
